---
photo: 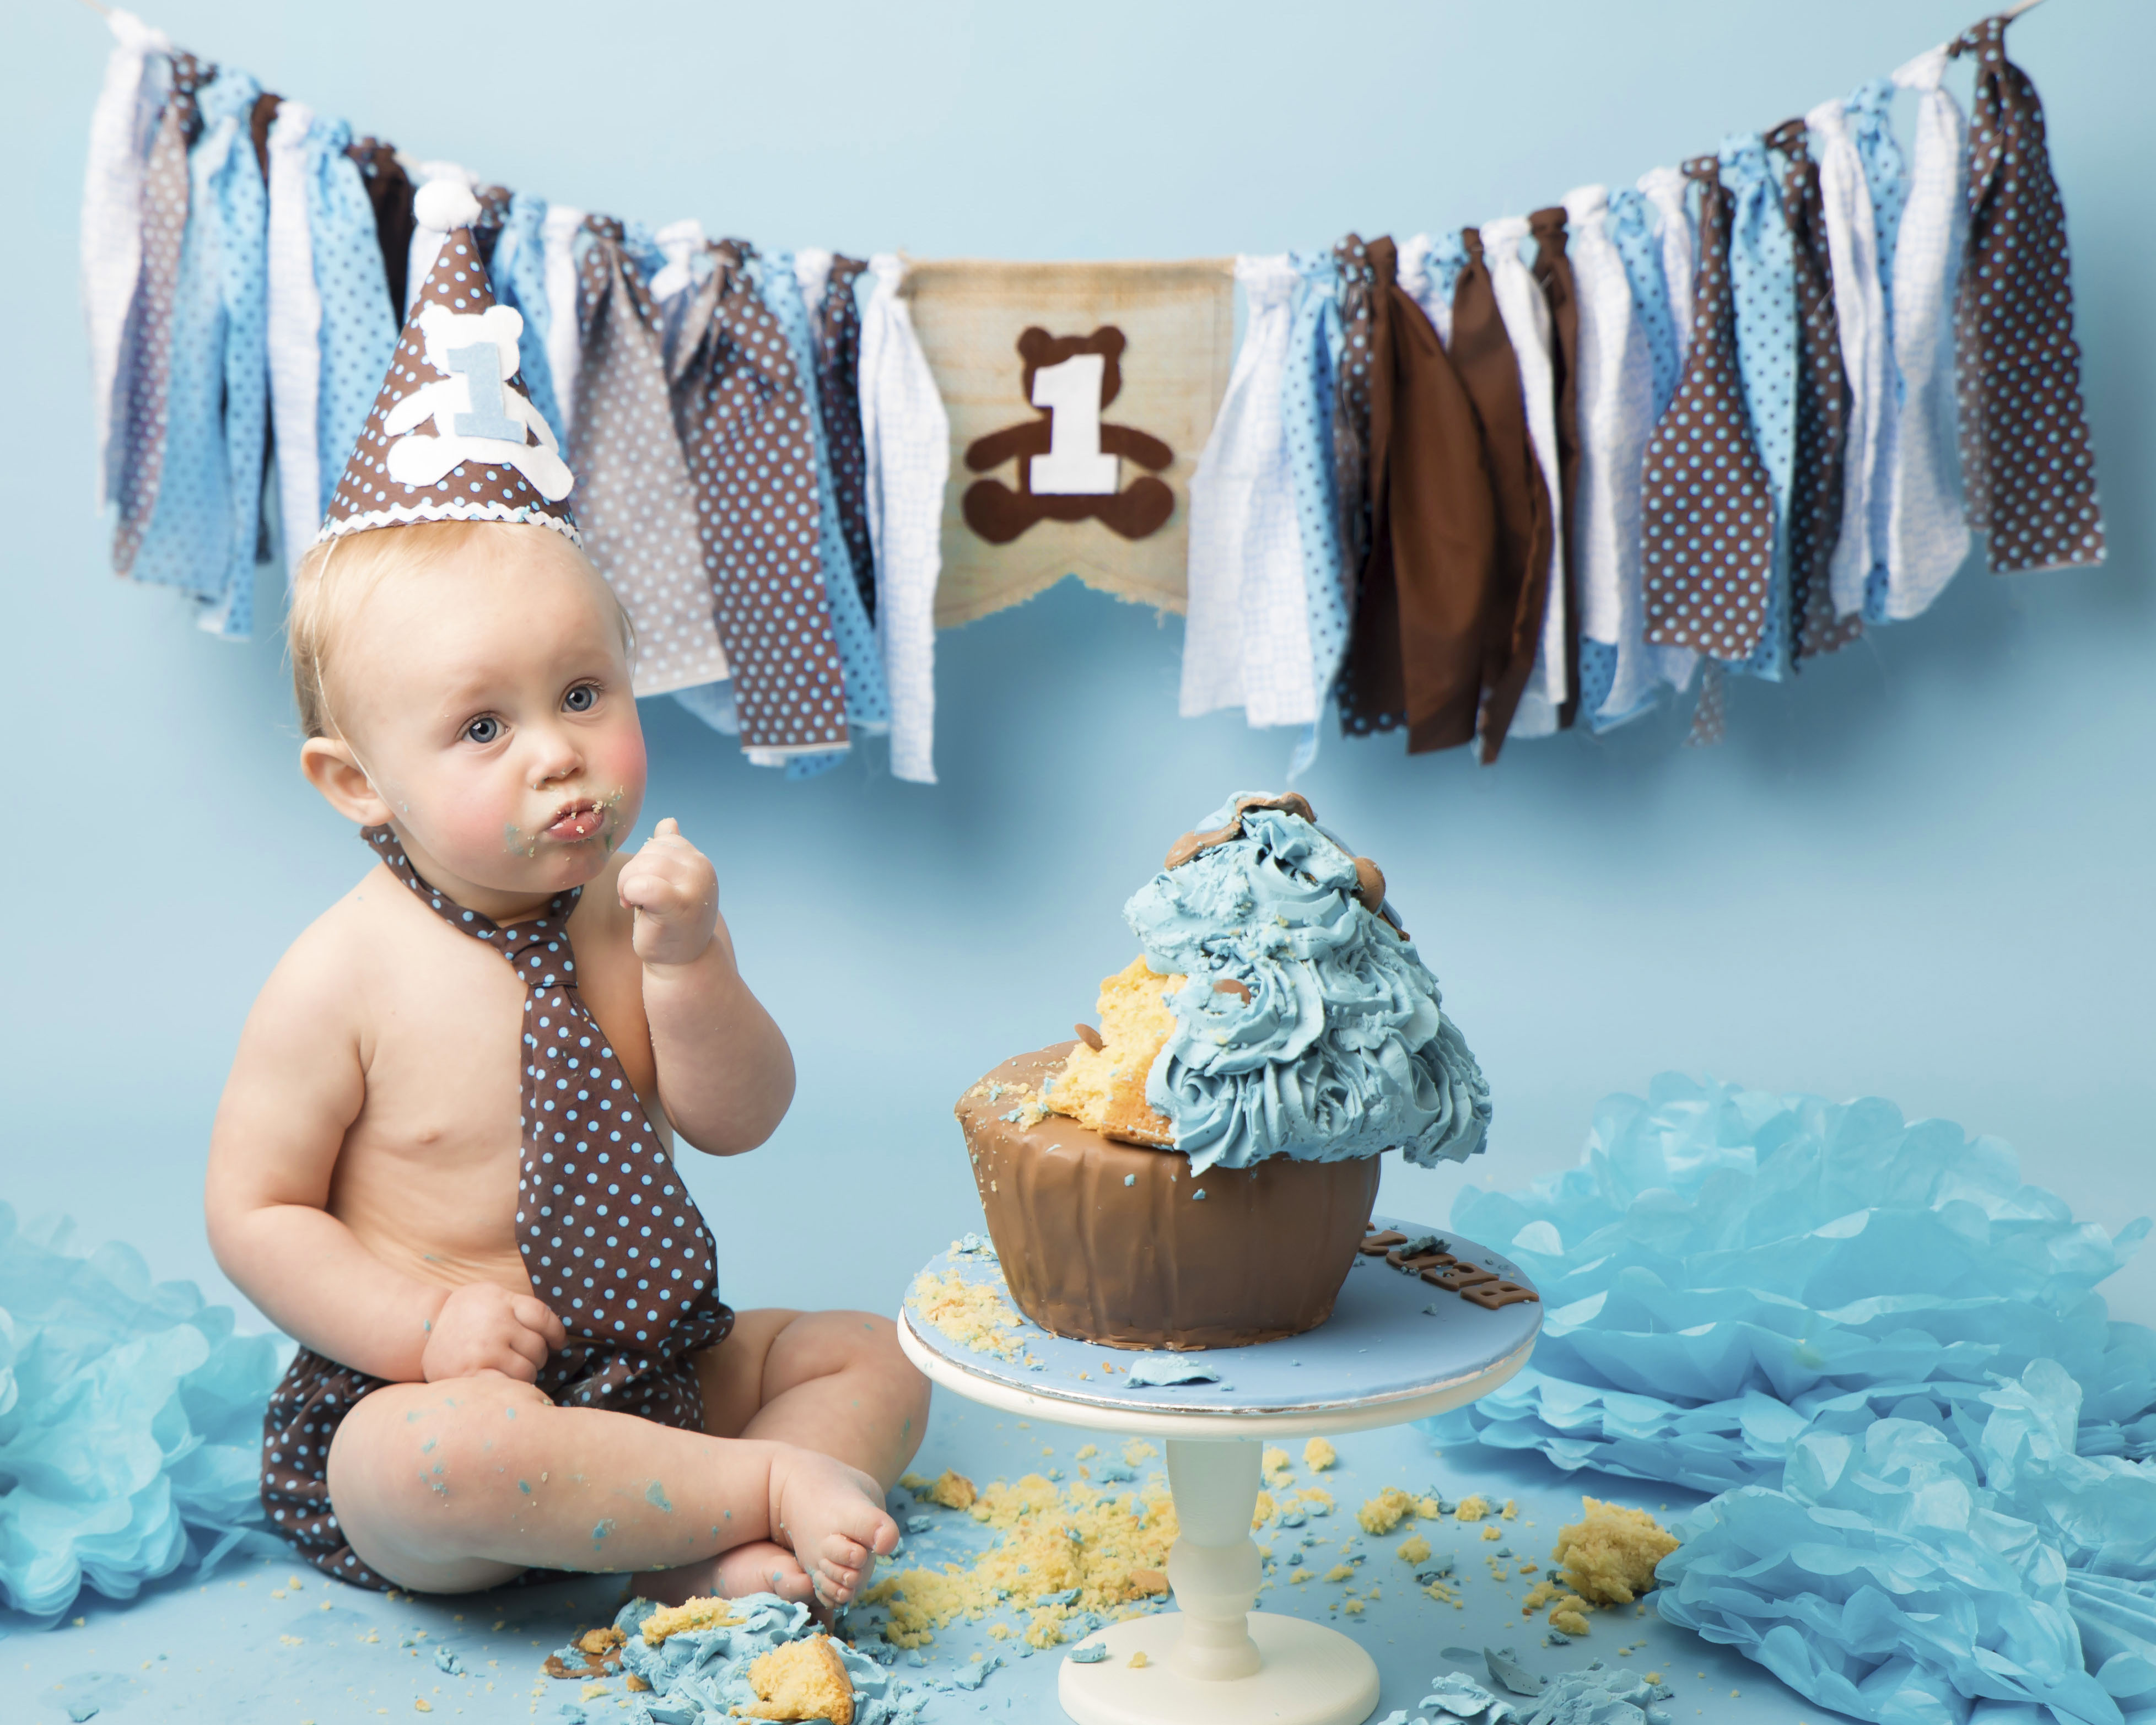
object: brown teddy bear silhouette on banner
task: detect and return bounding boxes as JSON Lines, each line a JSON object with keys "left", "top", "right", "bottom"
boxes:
{"left": 962, "top": 327, "right": 1175, "bottom": 544}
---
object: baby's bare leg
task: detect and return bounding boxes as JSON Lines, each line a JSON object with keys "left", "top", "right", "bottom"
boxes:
{"left": 324, "top": 1376, "right": 897, "bottom": 1598}
{"left": 634, "top": 1310, "right": 931, "bottom": 1607}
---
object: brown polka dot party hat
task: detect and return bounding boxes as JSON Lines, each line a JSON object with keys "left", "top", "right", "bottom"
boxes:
{"left": 317, "top": 180, "right": 578, "bottom": 546}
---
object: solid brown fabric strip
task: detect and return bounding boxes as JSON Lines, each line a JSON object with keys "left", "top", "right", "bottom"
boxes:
{"left": 1952, "top": 15, "right": 2105, "bottom": 573}
{"left": 1386, "top": 274, "right": 1502, "bottom": 754}
{"left": 1529, "top": 207, "right": 1582, "bottom": 728}
{"left": 1452, "top": 228, "right": 1551, "bottom": 763}
{"left": 1767, "top": 117, "right": 1862, "bottom": 664}
{"left": 1338, "top": 235, "right": 1407, "bottom": 738}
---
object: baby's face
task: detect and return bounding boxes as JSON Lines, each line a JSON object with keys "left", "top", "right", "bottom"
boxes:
{"left": 333, "top": 534, "right": 646, "bottom": 899}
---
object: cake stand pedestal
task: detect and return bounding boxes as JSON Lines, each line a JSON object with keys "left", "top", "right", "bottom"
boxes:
{"left": 894, "top": 1215, "right": 1541, "bottom": 1725}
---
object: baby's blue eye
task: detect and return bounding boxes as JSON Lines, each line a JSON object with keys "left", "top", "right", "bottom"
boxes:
{"left": 564, "top": 684, "right": 597, "bottom": 713}
{"left": 463, "top": 715, "right": 501, "bottom": 744}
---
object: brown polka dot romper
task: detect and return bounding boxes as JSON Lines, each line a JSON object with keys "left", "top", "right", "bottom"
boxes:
{"left": 260, "top": 828, "right": 735, "bottom": 1589}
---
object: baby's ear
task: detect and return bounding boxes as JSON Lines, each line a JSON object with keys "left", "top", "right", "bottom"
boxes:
{"left": 300, "top": 737, "right": 392, "bottom": 827}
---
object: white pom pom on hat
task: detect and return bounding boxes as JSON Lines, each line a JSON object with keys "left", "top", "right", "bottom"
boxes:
{"left": 414, "top": 177, "right": 482, "bottom": 233}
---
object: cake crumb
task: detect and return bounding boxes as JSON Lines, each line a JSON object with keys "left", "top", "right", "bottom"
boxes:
{"left": 1076, "top": 1445, "right": 1097, "bottom": 1460}
{"left": 1262, "top": 1446, "right": 1294, "bottom": 1484}
{"left": 640, "top": 1599, "right": 737, "bottom": 1647}
{"left": 1356, "top": 1487, "right": 1419, "bottom": 1535}
{"left": 1303, "top": 1438, "right": 1337, "bottom": 1472}
{"left": 1397, "top": 1535, "right": 1431, "bottom": 1565}
{"left": 1553, "top": 1498, "right": 1680, "bottom": 1605}
{"left": 1482, "top": 1525, "right": 1502, "bottom": 1541}
{"left": 1453, "top": 1494, "right": 1492, "bottom": 1522}
{"left": 921, "top": 1470, "right": 978, "bottom": 1510}
{"left": 1128, "top": 1651, "right": 1149, "bottom": 1669}
{"left": 1124, "top": 1441, "right": 1157, "bottom": 1466}
{"left": 907, "top": 1270, "right": 1027, "bottom": 1363}
{"left": 1252, "top": 1490, "right": 1278, "bottom": 1529}
{"left": 1296, "top": 1487, "right": 1334, "bottom": 1516}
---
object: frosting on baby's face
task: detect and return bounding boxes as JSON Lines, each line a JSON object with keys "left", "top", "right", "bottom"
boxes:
{"left": 322, "top": 529, "right": 646, "bottom": 912}
{"left": 1128, "top": 795, "right": 1490, "bottom": 1176}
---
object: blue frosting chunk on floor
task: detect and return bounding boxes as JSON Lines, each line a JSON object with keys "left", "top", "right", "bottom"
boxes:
{"left": 6, "top": 1397, "right": 1807, "bottom": 1725}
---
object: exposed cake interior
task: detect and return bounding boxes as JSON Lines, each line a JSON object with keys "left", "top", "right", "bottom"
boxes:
{"left": 1040, "top": 957, "right": 1181, "bottom": 1146}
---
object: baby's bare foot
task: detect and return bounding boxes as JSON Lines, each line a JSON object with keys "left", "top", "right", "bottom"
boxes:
{"left": 768, "top": 1447, "right": 899, "bottom": 1607}
{"left": 632, "top": 1539, "right": 813, "bottom": 1609}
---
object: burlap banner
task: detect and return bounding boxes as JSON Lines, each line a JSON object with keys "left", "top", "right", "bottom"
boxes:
{"left": 903, "top": 259, "right": 1235, "bottom": 627}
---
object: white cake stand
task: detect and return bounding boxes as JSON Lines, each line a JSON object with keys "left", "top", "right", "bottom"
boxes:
{"left": 894, "top": 1217, "right": 1541, "bottom": 1725}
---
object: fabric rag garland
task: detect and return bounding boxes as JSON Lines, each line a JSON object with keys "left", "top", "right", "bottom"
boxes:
{"left": 82, "top": 8, "right": 2104, "bottom": 780}
{"left": 1420, "top": 1074, "right": 2156, "bottom": 1725}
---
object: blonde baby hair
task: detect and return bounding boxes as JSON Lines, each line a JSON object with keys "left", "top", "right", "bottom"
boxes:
{"left": 287, "top": 520, "right": 632, "bottom": 741}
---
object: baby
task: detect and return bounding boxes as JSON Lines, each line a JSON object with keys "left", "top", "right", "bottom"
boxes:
{"left": 204, "top": 516, "right": 925, "bottom": 1607}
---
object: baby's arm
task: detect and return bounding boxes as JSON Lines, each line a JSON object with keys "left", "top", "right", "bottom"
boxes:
{"left": 617, "top": 818, "right": 795, "bottom": 1155}
{"left": 204, "top": 925, "right": 563, "bottom": 1380}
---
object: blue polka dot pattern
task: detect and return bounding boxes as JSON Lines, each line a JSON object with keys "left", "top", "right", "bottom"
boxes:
{"left": 260, "top": 826, "right": 733, "bottom": 1591}
{"left": 1847, "top": 77, "right": 1907, "bottom": 629}
{"left": 1640, "top": 157, "right": 1777, "bottom": 662}
{"left": 303, "top": 114, "right": 398, "bottom": 518}
{"left": 669, "top": 240, "right": 851, "bottom": 756}
{"left": 1607, "top": 188, "right": 1682, "bottom": 417}
{"left": 492, "top": 191, "right": 567, "bottom": 450}
{"left": 1282, "top": 250, "right": 1348, "bottom": 715}
{"left": 1719, "top": 133, "right": 1797, "bottom": 682}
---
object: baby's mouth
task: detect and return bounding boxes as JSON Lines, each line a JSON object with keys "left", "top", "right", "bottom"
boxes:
{"left": 543, "top": 800, "right": 606, "bottom": 843}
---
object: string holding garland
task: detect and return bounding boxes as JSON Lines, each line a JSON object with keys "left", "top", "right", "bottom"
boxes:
{"left": 77, "top": 4, "right": 2102, "bottom": 780}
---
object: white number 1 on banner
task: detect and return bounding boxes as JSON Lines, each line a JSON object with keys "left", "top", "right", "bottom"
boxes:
{"left": 1028, "top": 354, "right": 1119, "bottom": 495}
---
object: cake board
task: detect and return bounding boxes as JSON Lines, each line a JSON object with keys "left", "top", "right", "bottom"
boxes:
{"left": 896, "top": 1215, "right": 1542, "bottom": 1725}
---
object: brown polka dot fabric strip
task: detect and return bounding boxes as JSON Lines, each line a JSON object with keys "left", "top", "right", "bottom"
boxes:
{"left": 1338, "top": 234, "right": 1406, "bottom": 740}
{"left": 109, "top": 52, "right": 211, "bottom": 579}
{"left": 1451, "top": 228, "right": 1554, "bottom": 763}
{"left": 1952, "top": 16, "right": 2105, "bottom": 574}
{"left": 1529, "top": 207, "right": 1583, "bottom": 725}
{"left": 669, "top": 240, "right": 850, "bottom": 756}
{"left": 815, "top": 256, "right": 877, "bottom": 623}
{"left": 346, "top": 137, "right": 415, "bottom": 320}
{"left": 1767, "top": 118, "right": 1863, "bottom": 665}
{"left": 261, "top": 827, "right": 734, "bottom": 1590}
{"left": 570, "top": 222, "right": 731, "bottom": 695}
{"left": 1641, "top": 157, "right": 1777, "bottom": 662}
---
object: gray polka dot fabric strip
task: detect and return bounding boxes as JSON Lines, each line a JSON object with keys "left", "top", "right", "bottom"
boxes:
{"left": 109, "top": 52, "right": 211, "bottom": 579}
{"left": 1767, "top": 118, "right": 1864, "bottom": 665}
{"left": 259, "top": 826, "right": 732, "bottom": 1590}
{"left": 669, "top": 241, "right": 850, "bottom": 756}
{"left": 1641, "top": 157, "right": 1778, "bottom": 662}
{"left": 1953, "top": 16, "right": 2105, "bottom": 575}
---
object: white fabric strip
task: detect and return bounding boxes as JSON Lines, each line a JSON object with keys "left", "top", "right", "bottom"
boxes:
{"left": 1395, "top": 233, "right": 1450, "bottom": 346}
{"left": 648, "top": 218, "right": 708, "bottom": 305}
{"left": 858, "top": 255, "right": 950, "bottom": 785}
{"left": 793, "top": 247, "right": 835, "bottom": 315}
{"left": 540, "top": 204, "right": 587, "bottom": 438}
{"left": 404, "top": 162, "right": 473, "bottom": 316}
{"left": 1808, "top": 94, "right": 1892, "bottom": 621}
{"left": 1481, "top": 215, "right": 1567, "bottom": 732}
{"left": 1564, "top": 185, "right": 1658, "bottom": 724}
{"left": 265, "top": 100, "right": 323, "bottom": 580}
{"left": 1180, "top": 255, "right": 1312, "bottom": 727}
{"left": 1637, "top": 166, "right": 1695, "bottom": 370}
{"left": 1884, "top": 46, "right": 1974, "bottom": 621}
{"left": 80, "top": 8, "right": 168, "bottom": 501}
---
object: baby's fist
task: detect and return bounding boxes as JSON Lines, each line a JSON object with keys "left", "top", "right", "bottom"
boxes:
{"left": 618, "top": 817, "right": 719, "bottom": 968}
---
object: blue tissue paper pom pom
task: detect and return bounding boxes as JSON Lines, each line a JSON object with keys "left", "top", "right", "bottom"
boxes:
{"left": 0, "top": 1203, "right": 292, "bottom": 1623}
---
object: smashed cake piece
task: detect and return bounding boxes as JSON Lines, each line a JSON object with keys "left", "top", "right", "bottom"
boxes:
{"left": 1552, "top": 1497, "right": 1680, "bottom": 1605}
{"left": 545, "top": 1624, "right": 628, "bottom": 1677}
{"left": 924, "top": 1469, "right": 977, "bottom": 1511}
{"left": 640, "top": 1597, "right": 739, "bottom": 1646}
{"left": 907, "top": 1270, "right": 1027, "bottom": 1362}
{"left": 1357, "top": 1487, "right": 1419, "bottom": 1535}
{"left": 1303, "top": 1437, "right": 1337, "bottom": 1472}
{"left": 1040, "top": 958, "right": 1182, "bottom": 1147}
{"left": 737, "top": 1633, "right": 854, "bottom": 1725}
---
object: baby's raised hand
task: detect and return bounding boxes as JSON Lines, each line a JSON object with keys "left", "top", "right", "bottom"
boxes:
{"left": 618, "top": 817, "right": 720, "bottom": 969}
{"left": 421, "top": 1281, "right": 567, "bottom": 1384}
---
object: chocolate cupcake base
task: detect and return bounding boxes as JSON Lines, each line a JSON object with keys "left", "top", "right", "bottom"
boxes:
{"left": 956, "top": 1045, "right": 1381, "bottom": 1350}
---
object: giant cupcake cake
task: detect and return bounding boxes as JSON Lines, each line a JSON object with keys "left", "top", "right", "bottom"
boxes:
{"left": 954, "top": 793, "right": 1490, "bottom": 1350}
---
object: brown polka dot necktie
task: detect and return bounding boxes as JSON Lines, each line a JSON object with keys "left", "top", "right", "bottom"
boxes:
{"left": 362, "top": 827, "right": 732, "bottom": 1421}
{"left": 110, "top": 52, "right": 212, "bottom": 579}
{"left": 1641, "top": 157, "right": 1777, "bottom": 662}
{"left": 669, "top": 241, "right": 851, "bottom": 756}
{"left": 1952, "top": 16, "right": 2105, "bottom": 574}
{"left": 1451, "top": 228, "right": 1554, "bottom": 763}
{"left": 1528, "top": 207, "right": 1582, "bottom": 726}
{"left": 569, "top": 219, "right": 730, "bottom": 697}
{"left": 1765, "top": 118, "right": 1863, "bottom": 665}
{"left": 813, "top": 256, "right": 878, "bottom": 623}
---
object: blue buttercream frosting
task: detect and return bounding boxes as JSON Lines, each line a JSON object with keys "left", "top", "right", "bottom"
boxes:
{"left": 1128, "top": 796, "right": 1490, "bottom": 1176}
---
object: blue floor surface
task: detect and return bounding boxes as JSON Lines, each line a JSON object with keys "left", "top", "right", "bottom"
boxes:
{"left": 7, "top": 1387, "right": 1821, "bottom": 1725}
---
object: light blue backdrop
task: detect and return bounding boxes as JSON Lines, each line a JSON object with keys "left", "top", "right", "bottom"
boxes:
{"left": 4, "top": 0, "right": 2151, "bottom": 1336}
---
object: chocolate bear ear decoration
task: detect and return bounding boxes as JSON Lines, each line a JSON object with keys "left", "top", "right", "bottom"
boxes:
{"left": 317, "top": 179, "right": 578, "bottom": 547}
